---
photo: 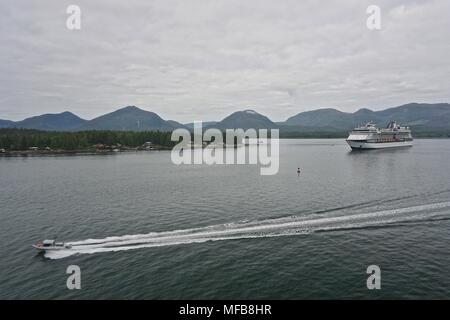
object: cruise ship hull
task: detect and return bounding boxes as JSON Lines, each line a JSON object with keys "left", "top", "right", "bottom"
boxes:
{"left": 346, "top": 140, "right": 413, "bottom": 150}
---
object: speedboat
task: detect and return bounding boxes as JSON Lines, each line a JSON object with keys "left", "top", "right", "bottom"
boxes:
{"left": 32, "top": 239, "right": 72, "bottom": 251}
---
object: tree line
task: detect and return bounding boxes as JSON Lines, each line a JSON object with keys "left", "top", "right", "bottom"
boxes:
{"left": 0, "top": 128, "right": 176, "bottom": 150}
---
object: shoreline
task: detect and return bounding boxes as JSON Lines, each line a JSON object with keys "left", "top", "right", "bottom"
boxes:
{"left": 0, "top": 147, "right": 172, "bottom": 157}
{"left": 0, "top": 137, "right": 448, "bottom": 157}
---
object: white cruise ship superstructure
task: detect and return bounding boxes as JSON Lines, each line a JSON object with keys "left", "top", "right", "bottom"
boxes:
{"left": 346, "top": 121, "right": 413, "bottom": 150}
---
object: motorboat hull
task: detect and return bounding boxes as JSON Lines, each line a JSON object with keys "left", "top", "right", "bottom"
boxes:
{"left": 32, "top": 244, "right": 72, "bottom": 251}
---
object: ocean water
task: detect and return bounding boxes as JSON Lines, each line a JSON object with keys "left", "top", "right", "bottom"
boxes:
{"left": 0, "top": 139, "right": 449, "bottom": 299}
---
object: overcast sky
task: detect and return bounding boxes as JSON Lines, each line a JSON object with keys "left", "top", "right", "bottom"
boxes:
{"left": 1, "top": 0, "right": 449, "bottom": 122}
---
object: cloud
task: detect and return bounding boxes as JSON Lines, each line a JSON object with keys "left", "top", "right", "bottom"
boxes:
{"left": 0, "top": 0, "right": 449, "bottom": 122}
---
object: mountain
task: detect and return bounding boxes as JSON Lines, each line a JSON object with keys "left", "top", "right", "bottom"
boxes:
{"left": 14, "top": 111, "right": 87, "bottom": 131}
{"left": 184, "top": 121, "right": 218, "bottom": 129}
{"left": 167, "top": 120, "right": 187, "bottom": 128}
{"left": 208, "top": 110, "right": 278, "bottom": 130}
{"left": 77, "top": 106, "right": 185, "bottom": 131}
{"left": 284, "top": 108, "right": 353, "bottom": 130}
{"left": 0, "top": 119, "right": 16, "bottom": 128}
{"left": 1, "top": 103, "right": 449, "bottom": 133}
{"left": 375, "top": 103, "right": 450, "bottom": 129}
{"left": 282, "top": 103, "right": 450, "bottom": 132}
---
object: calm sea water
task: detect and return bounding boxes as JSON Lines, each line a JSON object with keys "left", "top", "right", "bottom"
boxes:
{"left": 1, "top": 139, "right": 450, "bottom": 299}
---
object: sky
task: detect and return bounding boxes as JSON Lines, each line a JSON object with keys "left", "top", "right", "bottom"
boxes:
{"left": 1, "top": 0, "right": 449, "bottom": 123}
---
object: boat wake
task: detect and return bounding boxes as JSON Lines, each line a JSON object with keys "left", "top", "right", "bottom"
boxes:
{"left": 45, "top": 201, "right": 450, "bottom": 259}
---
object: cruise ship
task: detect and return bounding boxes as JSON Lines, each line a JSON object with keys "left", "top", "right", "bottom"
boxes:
{"left": 346, "top": 121, "right": 413, "bottom": 150}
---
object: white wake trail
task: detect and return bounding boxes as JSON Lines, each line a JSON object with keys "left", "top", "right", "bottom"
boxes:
{"left": 44, "top": 201, "right": 450, "bottom": 259}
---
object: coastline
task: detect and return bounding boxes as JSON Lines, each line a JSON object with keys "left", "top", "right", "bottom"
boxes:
{"left": 2, "top": 137, "right": 448, "bottom": 157}
{"left": 0, "top": 146, "right": 172, "bottom": 157}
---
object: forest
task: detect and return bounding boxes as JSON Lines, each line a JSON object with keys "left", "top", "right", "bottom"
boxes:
{"left": 0, "top": 128, "right": 176, "bottom": 151}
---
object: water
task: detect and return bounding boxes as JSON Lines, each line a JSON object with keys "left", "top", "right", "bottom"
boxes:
{"left": 0, "top": 139, "right": 450, "bottom": 299}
